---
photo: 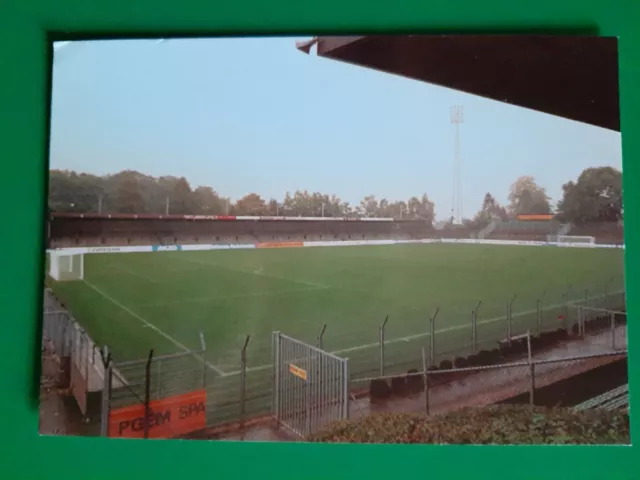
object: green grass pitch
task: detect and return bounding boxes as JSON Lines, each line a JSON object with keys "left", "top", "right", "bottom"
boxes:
{"left": 47, "top": 243, "right": 625, "bottom": 423}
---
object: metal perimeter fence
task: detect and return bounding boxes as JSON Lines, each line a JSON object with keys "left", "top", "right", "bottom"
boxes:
{"left": 370, "top": 276, "right": 626, "bottom": 380}
{"left": 42, "top": 288, "right": 103, "bottom": 415}
{"left": 41, "top": 276, "right": 627, "bottom": 438}
{"left": 97, "top": 331, "right": 351, "bottom": 439}
{"left": 97, "top": 332, "right": 350, "bottom": 439}
{"left": 100, "top": 342, "right": 209, "bottom": 439}
{"left": 349, "top": 336, "right": 628, "bottom": 418}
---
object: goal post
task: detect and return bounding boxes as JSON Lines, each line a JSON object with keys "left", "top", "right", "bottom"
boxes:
{"left": 48, "top": 250, "right": 84, "bottom": 281}
{"left": 556, "top": 235, "right": 596, "bottom": 247}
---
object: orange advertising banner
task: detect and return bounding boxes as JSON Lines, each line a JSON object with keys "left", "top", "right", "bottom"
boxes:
{"left": 256, "top": 241, "right": 304, "bottom": 249}
{"left": 108, "top": 389, "right": 206, "bottom": 439}
{"left": 517, "top": 214, "right": 554, "bottom": 221}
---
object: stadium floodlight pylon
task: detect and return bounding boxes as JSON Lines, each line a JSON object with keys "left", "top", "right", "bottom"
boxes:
{"left": 450, "top": 105, "right": 464, "bottom": 225}
{"left": 48, "top": 250, "right": 84, "bottom": 281}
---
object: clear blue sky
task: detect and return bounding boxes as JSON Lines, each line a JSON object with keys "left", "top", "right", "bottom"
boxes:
{"left": 50, "top": 38, "right": 622, "bottom": 221}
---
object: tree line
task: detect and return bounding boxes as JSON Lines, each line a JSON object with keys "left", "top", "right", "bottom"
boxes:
{"left": 48, "top": 166, "right": 622, "bottom": 226}
{"left": 47, "top": 170, "right": 435, "bottom": 222}
{"left": 466, "top": 166, "right": 622, "bottom": 228}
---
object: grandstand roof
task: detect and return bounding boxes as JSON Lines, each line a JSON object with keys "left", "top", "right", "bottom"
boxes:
{"left": 297, "top": 36, "right": 620, "bottom": 131}
{"left": 49, "top": 212, "right": 395, "bottom": 222}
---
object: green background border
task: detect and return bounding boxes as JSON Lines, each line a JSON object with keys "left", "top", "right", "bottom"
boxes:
{"left": 0, "top": 0, "right": 637, "bottom": 478}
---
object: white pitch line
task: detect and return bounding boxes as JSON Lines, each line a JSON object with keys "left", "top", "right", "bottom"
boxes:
{"left": 83, "top": 279, "right": 227, "bottom": 376}
{"left": 138, "top": 286, "right": 327, "bottom": 308}
{"left": 219, "top": 291, "right": 621, "bottom": 377}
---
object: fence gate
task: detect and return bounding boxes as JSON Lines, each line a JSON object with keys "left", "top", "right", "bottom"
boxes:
{"left": 272, "top": 331, "right": 349, "bottom": 438}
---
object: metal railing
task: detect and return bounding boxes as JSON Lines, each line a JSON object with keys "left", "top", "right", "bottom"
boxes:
{"left": 570, "top": 305, "right": 627, "bottom": 350}
{"left": 574, "top": 384, "right": 629, "bottom": 412}
{"left": 352, "top": 344, "right": 628, "bottom": 415}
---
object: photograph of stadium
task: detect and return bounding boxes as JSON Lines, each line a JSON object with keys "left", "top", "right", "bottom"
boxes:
{"left": 40, "top": 35, "right": 628, "bottom": 444}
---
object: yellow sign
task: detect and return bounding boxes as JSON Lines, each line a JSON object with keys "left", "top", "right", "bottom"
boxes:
{"left": 289, "top": 364, "right": 308, "bottom": 381}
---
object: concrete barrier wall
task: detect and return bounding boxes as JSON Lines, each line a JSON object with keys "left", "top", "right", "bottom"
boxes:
{"left": 47, "top": 237, "right": 624, "bottom": 255}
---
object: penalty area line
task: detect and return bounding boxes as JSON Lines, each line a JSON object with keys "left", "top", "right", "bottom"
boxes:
{"left": 82, "top": 279, "right": 228, "bottom": 377}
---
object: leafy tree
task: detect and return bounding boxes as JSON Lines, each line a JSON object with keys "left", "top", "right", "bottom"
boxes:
{"left": 193, "top": 186, "right": 225, "bottom": 215}
{"left": 152, "top": 175, "right": 181, "bottom": 213}
{"left": 359, "top": 195, "right": 379, "bottom": 218}
{"left": 112, "top": 171, "right": 146, "bottom": 213}
{"left": 507, "top": 176, "right": 551, "bottom": 216}
{"left": 166, "top": 177, "right": 195, "bottom": 214}
{"left": 352, "top": 193, "right": 434, "bottom": 222}
{"left": 325, "top": 194, "right": 349, "bottom": 218}
{"left": 377, "top": 198, "right": 390, "bottom": 217}
{"left": 282, "top": 190, "right": 314, "bottom": 216}
{"left": 407, "top": 196, "right": 421, "bottom": 219}
{"left": 473, "top": 192, "right": 508, "bottom": 228}
{"left": 557, "top": 166, "right": 623, "bottom": 224}
{"left": 234, "top": 193, "right": 267, "bottom": 215}
{"left": 266, "top": 198, "right": 280, "bottom": 216}
{"left": 49, "top": 170, "right": 105, "bottom": 213}
{"left": 279, "top": 190, "right": 347, "bottom": 217}
{"left": 396, "top": 194, "right": 434, "bottom": 222}
{"left": 417, "top": 194, "right": 435, "bottom": 222}
{"left": 341, "top": 201, "right": 354, "bottom": 217}
{"left": 386, "top": 201, "right": 408, "bottom": 220}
